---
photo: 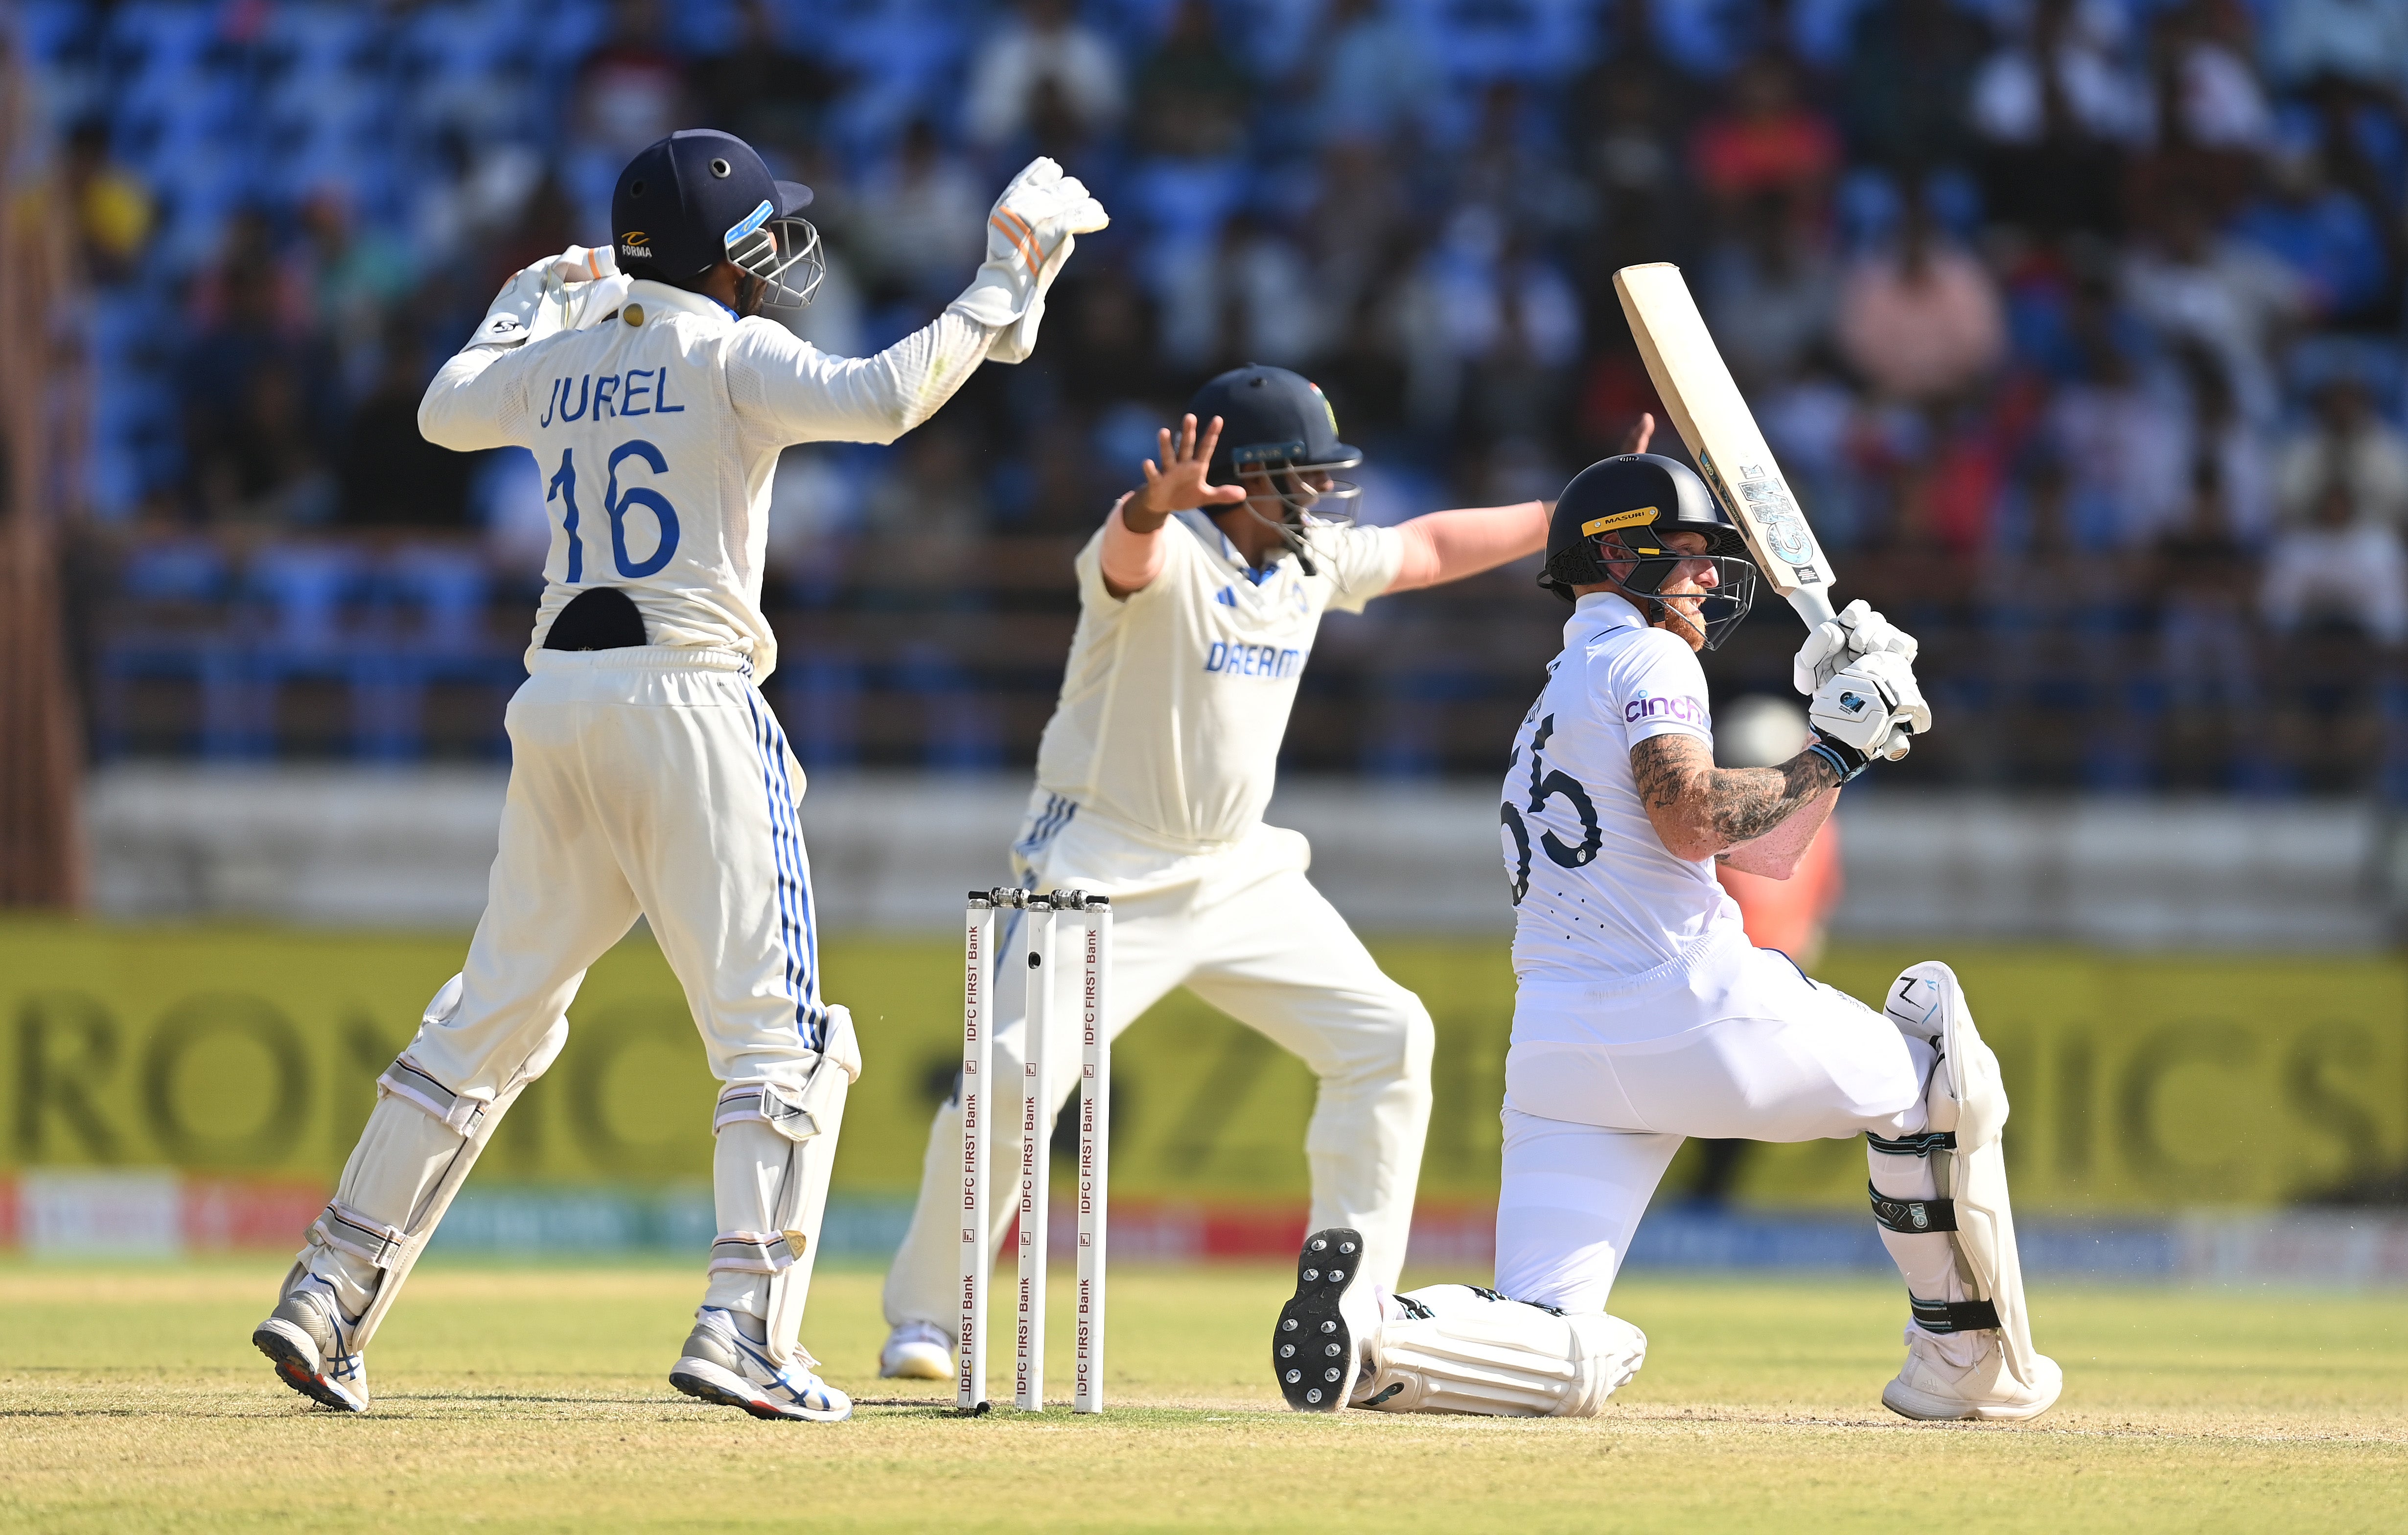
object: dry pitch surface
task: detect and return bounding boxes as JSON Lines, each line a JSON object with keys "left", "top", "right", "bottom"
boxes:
{"left": 2, "top": 1258, "right": 2402, "bottom": 1533}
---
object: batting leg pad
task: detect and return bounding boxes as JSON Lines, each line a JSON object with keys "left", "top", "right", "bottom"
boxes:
{"left": 707, "top": 1005, "right": 860, "bottom": 1368}
{"left": 300, "top": 975, "right": 567, "bottom": 1352}
{"left": 1870, "top": 961, "right": 2043, "bottom": 1390}
{"left": 1357, "top": 1285, "right": 1646, "bottom": 1418}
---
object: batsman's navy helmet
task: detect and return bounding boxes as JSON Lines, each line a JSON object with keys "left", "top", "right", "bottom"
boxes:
{"left": 613, "top": 130, "right": 822, "bottom": 307}
{"left": 1540, "top": 453, "right": 1759, "bottom": 648}
{"left": 1188, "top": 365, "right": 1363, "bottom": 485}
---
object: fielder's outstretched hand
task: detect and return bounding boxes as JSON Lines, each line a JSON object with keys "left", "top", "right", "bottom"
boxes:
{"left": 1134, "top": 414, "right": 1248, "bottom": 520}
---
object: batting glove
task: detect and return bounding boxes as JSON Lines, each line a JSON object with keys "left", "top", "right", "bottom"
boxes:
{"left": 469, "top": 246, "right": 627, "bottom": 350}
{"left": 947, "top": 157, "right": 1109, "bottom": 364}
{"left": 1793, "top": 599, "right": 1920, "bottom": 695}
{"left": 1806, "top": 650, "right": 1931, "bottom": 774}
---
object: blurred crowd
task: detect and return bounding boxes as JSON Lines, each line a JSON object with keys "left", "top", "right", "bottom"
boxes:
{"left": 20, "top": 0, "right": 2408, "bottom": 791}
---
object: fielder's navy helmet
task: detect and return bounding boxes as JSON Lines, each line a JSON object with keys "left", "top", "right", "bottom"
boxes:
{"left": 1540, "top": 454, "right": 1759, "bottom": 647}
{"left": 613, "top": 130, "right": 822, "bottom": 307}
{"left": 1188, "top": 366, "right": 1362, "bottom": 484}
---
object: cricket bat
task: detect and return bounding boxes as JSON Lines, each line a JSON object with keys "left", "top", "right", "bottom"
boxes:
{"left": 1613, "top": 262, "right": 1837, "bottom": 630}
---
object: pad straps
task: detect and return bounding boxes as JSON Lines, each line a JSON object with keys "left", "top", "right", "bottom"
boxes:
{"left": 1866, "top": 1180, "right": 1958, "bottom": 1234}
{"left": 1910, "top": 1295, "right": 2003, "bottom": 1334}
{"left": 1864, "top": 1129, "right": 1955, "bottom": 1157}
{"left": 308, "top": 1200, "right": 408, "bottom": 1270}
{"left": 708, "top": 1231, "right": 803, "bottom": 1275}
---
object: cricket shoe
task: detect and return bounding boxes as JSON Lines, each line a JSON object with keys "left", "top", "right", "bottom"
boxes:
{"left": 1882, "top": 1327, "right": 2063, "bottom": 1422}
{"left": 670, "top": 1307, "right": 852, "bottom": 1422}
{"left": 253, "top": 1275, "right": 370, "bottom": 1413}
{"left": 878, "top": 1320, "right": 953, "bottom": 1380}
{"left": 1273, "top": 1227, "right": 1382, "bottom": 1411}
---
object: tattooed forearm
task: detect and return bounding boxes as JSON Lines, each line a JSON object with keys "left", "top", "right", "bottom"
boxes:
{"left": 1628, "top": 733, "right": 1841, "bottom": 860}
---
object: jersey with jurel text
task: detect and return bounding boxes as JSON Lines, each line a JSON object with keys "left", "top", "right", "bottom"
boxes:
{"left": 1034, "top": 506, "right": 1402, "bottom": 851}
{"left": 1502, "top": 592, "right": 1745, "bottom": 985}
{"left": 417, "top": 280, "right": 991, "bottom": 680}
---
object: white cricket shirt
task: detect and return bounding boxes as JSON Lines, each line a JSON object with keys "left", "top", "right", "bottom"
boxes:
{"left": 1502, "top": 592, "right": 1748, "bottom": 1001}
{"left": 1032, "top": 507, "right": 1403, "bottom": 852}
{"left": 419, "top": 280, "right": 992, "bottom": 680}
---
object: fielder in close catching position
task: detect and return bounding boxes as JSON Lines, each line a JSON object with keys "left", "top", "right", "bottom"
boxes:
{"left": 876, "top": 367, "right": 1620, "bottom": 1380}
{"left": 1273, "top": 452, "right": 2062, "bottom": 1422}
{"left": 251, "top": 128, "right": 1105, "bottom": 1421}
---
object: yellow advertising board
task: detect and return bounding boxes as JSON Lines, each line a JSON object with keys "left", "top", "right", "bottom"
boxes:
{"left": 2, "top": 921, "right": 2401, "bottom": 1212}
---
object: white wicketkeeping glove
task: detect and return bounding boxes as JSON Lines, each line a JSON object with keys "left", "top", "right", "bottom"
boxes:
{"left": 947, "top": 157, "right": 1109, "bottom": 364}
{"left": 1793, "top": 599, "right": 1919, "bottom": 695}
{"left": 469, "top": 246, "right": 631, "bottom": 350}
{"left": 1807, "top": 650, "right": 1932, "bottom": 770}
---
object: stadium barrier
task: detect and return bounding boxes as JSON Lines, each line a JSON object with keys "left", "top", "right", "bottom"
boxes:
{"left": 83, "top": 767, "right": 2398, "bottom": 947}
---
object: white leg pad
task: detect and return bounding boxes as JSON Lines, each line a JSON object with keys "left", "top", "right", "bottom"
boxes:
{"left": 705, "top": 1005, "right": 860, "bottom": 1369}
{"left": 1357, "top": 1284, "right": 1646, "bottom": 1418}
{"left": 296, "top": 975, "right": 567, "bottom": 1350}
{"left": 1880, "top": 961, "right": 2044, "bottom": 1390}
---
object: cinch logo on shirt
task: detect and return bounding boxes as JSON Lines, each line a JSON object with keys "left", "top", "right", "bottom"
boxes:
{"left": 1205, "top": 641, "right": 1304, "bottom": 679}
{"left": 1625, "top": 691, "right": 1710, "bottom": 726}
{"left": 540, "top": 371, "right": 687, "bottom": 427}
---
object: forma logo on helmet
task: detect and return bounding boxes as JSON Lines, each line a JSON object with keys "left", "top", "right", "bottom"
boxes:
{"left": 1538, "top": 454, "right": 1760, "bottom": 651}
{"left": 1185, "top": 365, "right": 1364, "bottom": 576}
{"left": 613, "top": 128, "right": 824, "bottom": 313}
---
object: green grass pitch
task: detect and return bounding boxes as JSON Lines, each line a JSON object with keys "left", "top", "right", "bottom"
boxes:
{"left": 2, "top": 1258, "right": 2401, "bottom": 1532}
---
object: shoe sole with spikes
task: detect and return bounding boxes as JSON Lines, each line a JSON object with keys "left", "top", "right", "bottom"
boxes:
{"left": 253, "top": 1318, "right": 368, "bottom": 1413}
{"left": 1273, "top": 1227, "right": 1371, "bottom": 1411}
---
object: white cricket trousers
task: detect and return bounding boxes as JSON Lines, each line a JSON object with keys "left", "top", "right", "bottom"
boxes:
{"left": 305, "top": 647, "right": 829, "bottom": 1316}
{"left": 881, "top": 814, "right": 1435, "bottom": 1334}
{"left": 1495, "top": 946, "right": 1934, "bottom": 1316}
{"left": 406, "top": 648, "right": 828, "bottom": 1091}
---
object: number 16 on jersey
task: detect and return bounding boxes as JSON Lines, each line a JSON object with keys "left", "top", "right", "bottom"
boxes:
{"left": 1613, "top": 263, "right": 1836, "bottom": 631}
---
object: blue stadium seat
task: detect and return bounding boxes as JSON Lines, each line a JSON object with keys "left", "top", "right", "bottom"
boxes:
{"left": 784, "top": 652, "right": 864, "bottom": 770}
{"left": 894, "top": 642, "right": 1001, "bottom": 771}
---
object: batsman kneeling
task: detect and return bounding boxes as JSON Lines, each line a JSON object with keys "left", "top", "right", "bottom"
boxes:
{"left": 1274, "top": 454, "right": 2061, "bottom": 1423}
{"left": 252, "top": 128, "right": 1106, "bottom": 1419}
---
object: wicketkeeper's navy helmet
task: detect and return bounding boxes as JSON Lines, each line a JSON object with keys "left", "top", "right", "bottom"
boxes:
{"left": 613, "top": 130, "right": 823, "bottom": 308}
{"left": 1540, "top": 454, "right": 1758, "bottom": 648}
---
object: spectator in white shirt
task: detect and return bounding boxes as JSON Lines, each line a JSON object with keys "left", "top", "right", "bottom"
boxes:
{"left": 964, "top": 0, "right": 1126, "bottom": 151}
{"left": 2262, "top": 478, "right": 2408, "bottom": 645}
{"left": 2275, "top": 373, "right": 2408, "bottom": 531}
{"left": 1969, "top": 0, "right": 2153, "bottom": 147}
{"left": 2121, "top": 196, "right": 2304, "bottom": 426}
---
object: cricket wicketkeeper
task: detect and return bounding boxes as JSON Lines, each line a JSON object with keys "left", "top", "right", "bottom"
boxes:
{"left": 252, "top": 128, "right": 1104, "bottom": 1421}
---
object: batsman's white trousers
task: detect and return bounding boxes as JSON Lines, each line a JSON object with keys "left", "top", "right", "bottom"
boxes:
{"left": 881, "top": 806, "right": 1435, "bottom": 1333}
{"left": 1495, "top": 941, "right": 1930, "bottom": 1316}
{"left": 398, "top": 647, "right": 830, "bottom": 1097}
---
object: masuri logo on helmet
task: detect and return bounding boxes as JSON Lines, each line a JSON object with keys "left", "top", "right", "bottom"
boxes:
{"left": 1539, "top": 454, "right": 1761, "bottom": 651}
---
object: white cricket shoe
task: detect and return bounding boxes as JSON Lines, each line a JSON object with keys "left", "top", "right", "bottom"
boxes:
{"left": 1272, "top": 1227, "right": 1384, "bottom": 1411}
{"left": 670, "top": 1307, "right": 852, "bottom": 1422}
{"left": 252, "top": 1275, "right": 370, "bottom": 1413}
{"left": 1882, "top": 1327, "right": 2064, "bottom": 1422}
{"left": 878, "top": 1321, "right": 953, "bottom": 1380}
